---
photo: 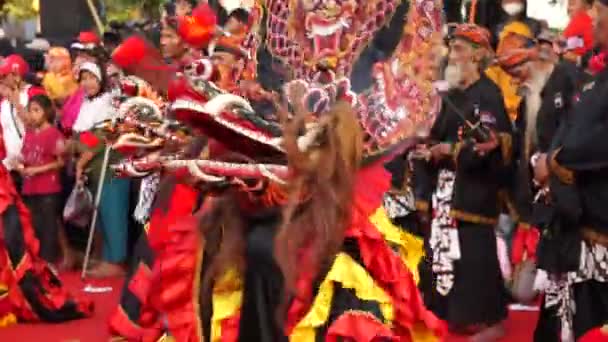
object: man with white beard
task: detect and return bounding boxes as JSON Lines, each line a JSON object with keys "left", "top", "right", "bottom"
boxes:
{"left": 499, "top": 36, "right": 582, "bottom": 341}
{"left": 499, "top": 35, "right": 581, "bottom": 181}
{"left": 496, "top": 44, "right": 581, "bottom": 342}
{"left": 414, "top": 24, "right": 513, "bottom": 341}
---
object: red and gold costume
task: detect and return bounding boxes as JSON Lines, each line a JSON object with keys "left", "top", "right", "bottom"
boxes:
{"left": 106, "top": 0, "right": 447, "bottom": 340}
{"left": 0, "top": 124, "right": 93, "bottom": 325}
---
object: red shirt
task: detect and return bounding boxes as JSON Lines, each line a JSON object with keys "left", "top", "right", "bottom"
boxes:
{"left": 563, "top": 11, "right": 594, "bottom": 56}
{"left": 21, "top": 125, "right": 65, "bottom": 195}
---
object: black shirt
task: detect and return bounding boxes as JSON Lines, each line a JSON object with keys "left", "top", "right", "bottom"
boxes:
{"left": 415, "top": 74, "right": 513, "bottom": 222}
{"left": 551, "top": 68, "right": 608, "bottom": 232}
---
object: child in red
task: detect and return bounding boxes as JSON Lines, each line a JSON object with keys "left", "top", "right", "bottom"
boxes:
{"left": 18, "top": 94, "right": 67, "bottom": 264}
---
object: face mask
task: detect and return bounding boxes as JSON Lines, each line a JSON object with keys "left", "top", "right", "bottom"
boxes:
{"left": 502, "top": 3, "right": 524, "bottom": 16}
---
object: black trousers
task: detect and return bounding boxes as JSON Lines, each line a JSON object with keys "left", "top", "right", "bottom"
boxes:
{"left": 423, "top": 222, "right": 508, "bottom": 327}
{"left": 10, "top": 171, "right": 22, "bottom": 193}
{"left": 23, "top": 193, "right": 63, "bottom": 263}
{"left": 238, "top": 214, "right": 287, "bottom": 342}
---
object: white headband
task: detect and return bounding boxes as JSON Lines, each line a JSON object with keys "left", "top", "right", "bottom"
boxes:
{"left": 79, "top": 62, "right": 102, "bottom": 81}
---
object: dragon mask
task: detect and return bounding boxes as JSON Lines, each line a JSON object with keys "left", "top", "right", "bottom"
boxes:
{"left": 109, "top": 0, "right": 445, "bottom": 189}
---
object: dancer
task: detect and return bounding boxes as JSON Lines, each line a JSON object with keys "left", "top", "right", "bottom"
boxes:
{"left": 108, "top": 9, "right": 215, "bottom": 337}
{"left": 109, "top": 0, "right": 447, "bottom": 340}
{"left": 0, "top": 122, "right": 93, "bottom": 324}
{"left": 497, "top": 27, "right": 582, "bottom": 342}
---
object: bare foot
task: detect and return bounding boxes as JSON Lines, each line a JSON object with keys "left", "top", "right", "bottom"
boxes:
{"left": 470, "top": 323, "right": 505, "bottom": 342}
{"left": 86, "top": 262, "right": 125, "bottom": 278}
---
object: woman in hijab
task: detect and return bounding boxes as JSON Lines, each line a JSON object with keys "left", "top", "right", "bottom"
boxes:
{"left": 73, "top": 62, "right": 129, "bottom": 278}
{"left": 60, "top": 32, "right": 105, "bottom": 136}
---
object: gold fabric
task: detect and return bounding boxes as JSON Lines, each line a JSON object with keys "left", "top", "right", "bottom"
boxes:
{"left": 210, "top": 267, "right": 243, "bottom": 342}
{"left": 370, "top": 207, "right": 425, "bottom": 284}
{"left": 209, "top": 206, "right": 428, "bottom": 341}
{"left": 290, "top": 253, "right": 394, "bottom": 341}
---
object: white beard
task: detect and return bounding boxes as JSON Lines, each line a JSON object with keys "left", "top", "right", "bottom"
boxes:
{"left": 444, "top": 64, "right": 464, "bottom": 90}
{"left": 523, "top": 64, "right": 554, "bottom": 159}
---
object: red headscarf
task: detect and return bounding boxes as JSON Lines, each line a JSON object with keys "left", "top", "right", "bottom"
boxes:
{"left": 451, "top": 23, "right": 492, "bottom": 50}
{"left": 496, "top": 32, "right": 538, "bottom": 72}
{"left": 497, "top": 48, "right": 538, "bottom": 71}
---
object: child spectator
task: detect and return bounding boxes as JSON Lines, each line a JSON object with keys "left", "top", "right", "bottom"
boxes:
{"left": 18, "top": 94, "right": 70, "bottom": 265}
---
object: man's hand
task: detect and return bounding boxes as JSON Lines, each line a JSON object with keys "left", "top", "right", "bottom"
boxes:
{"left": 429, "top": 143, "right": 452, "bottom": 161}
{"left": 533, "top": 153, "right": 549, "bottom": 185}
{"left": 473, "top": 130, "right": 499, "bottom": 156}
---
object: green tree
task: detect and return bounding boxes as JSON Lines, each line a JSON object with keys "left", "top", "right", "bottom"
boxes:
{"left": 1, "top": 0, "right": 38, "bottom": 19}
{"left": 105, "top": 0, "right": 166, "bottom": 21}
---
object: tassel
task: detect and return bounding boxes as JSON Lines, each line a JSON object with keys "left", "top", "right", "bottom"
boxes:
{"left": 112, "top": 36, "right": 173, "bottom": 93}
{"left": 177, "top": 3, "right": 218, "bottom": 49}
{"left": 112, "top": 36, "right": 148, "bottom": 69}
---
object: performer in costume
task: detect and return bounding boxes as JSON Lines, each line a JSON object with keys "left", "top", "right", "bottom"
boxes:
{"left": 160, "top": 15, "right": 191, "bottom": 66}
{"left": 484, "top": 27, "right": 537, "bottom": 252}
{"left": 108, "top": 0, "right": 447, "bottom": 340}
{"left": 109, "top": 4, "right": 256, "bottom": 338}
{"left": 485, "top": 23, "right": 536, "bottom": 123}
{"left": 530, "top": 1, "right": 608, "bottom": 339}
{"left": 497, "top": 39, "right": 583, "bottom": 341}
{"left": 498, "top": 35, "right": 580, "bottom": 269}
{"left": 0, "top": 122, "right": 93, "bottom": 323}
{"left": 493, "top": 40, "right": 543, "bottom": 273}
{"left": 414, "top": 23, "right": 513, "bottom": 340}
{"left": 107, "top": 36, "right": 206, "bottom": 340}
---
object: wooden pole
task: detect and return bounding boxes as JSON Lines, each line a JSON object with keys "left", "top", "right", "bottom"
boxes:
{"left": 85, "top": 0, "right": 104, "bottom": 34}
{"left": 80, "top": 144, "right": 112, "bottom": 279}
